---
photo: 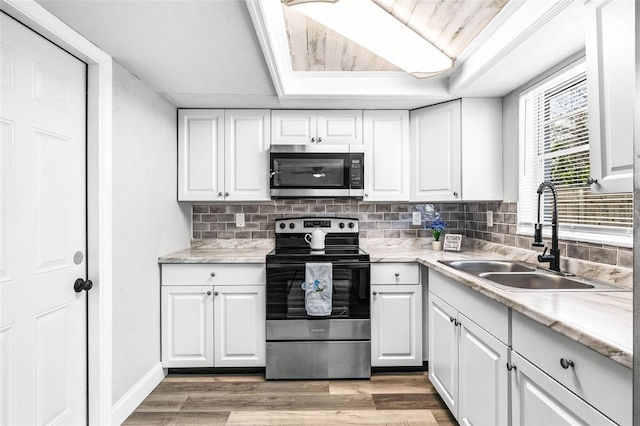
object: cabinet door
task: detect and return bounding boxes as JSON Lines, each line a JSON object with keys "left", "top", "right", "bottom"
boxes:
{"left": 428, "top": 292, "right": 459, "bottom": 418}
{"left": 224, "top": 110, "right": 270, "bottom": 201}
{"left": 214, "top": 285, "right": 266, "bottom": 367}
{"left": 410, "top": 101, "right": 461, "bottom": 201}
{"left": 585, "top": 0, "right": 634, "bottom": 193}
{"left": 371, "top": 284, "right": 422, "bottom": 367}
{"left": 317, "top": 110, "right": 363, "bottom": 145}
{"left": 511, "top": 352, "right": 616, "bottom": 426}
{"left": 177, "top": 109, "right": 225, "bottom": 201}
{"left": 271, "top": 110, "right": 316, "bottom": 145}
{"left": 363, "top": 110, "right": 410, "bottom": 201}
{"left": 161, "top": 286, "right": 214, "bottom": 367}
{"left": 458, "top": 313, "right": 508, "bottom": 426}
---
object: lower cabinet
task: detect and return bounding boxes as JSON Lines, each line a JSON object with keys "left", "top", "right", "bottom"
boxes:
{"left": 428, "top": 269, "right": 509, "bottom": 423}
{"left": 510, "top": 352, "right": 616, "bottom": 426}
{"left": 371, "top": 263, "right": 422, "bottom": 367}
{"left": 161, "top": 286, "right": 214, "bottom": 368}
{"left": 213, "top": 285, "right": 265, "bottom": 367}
{"left": 160, "top": 264, "right": 266, "bottom": 368}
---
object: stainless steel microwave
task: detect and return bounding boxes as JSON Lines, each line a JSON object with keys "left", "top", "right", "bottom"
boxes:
{"left": 269, "top": 148, "right": 364, "bottom": 199}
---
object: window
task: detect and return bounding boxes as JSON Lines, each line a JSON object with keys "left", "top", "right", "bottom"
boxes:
{"left": 518, "top": 60, "right": 633, "bottom": 247}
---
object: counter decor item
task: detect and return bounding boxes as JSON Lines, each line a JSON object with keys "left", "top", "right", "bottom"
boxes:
{"left": 427, "top": 217, "right": 448, "bottom": 251}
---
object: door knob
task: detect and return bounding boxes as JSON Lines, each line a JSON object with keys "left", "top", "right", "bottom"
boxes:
{"left": 74, "top": 278, "right": 93, "bottom": 293}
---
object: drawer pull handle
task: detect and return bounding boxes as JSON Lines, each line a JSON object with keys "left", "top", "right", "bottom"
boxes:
{"left": 560, "top": 358, "right": 575, "bottom": 369}
{"left": 210, "top": 272, "right": 216, "bottom": 277}
{"left": 506, "top": 362, "right": 517, "bottom": 371}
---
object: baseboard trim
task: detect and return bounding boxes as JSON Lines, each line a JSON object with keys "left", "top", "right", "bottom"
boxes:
{"left": 111, "top": 362, "right": 166, "bottom": 425}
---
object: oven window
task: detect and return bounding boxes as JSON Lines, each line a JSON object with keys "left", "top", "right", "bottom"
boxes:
{"left": 267, "top": 263, "right": 370, "bottom": 319}
{"left": 272, "top": 157, "right": 345, "bottom": 188}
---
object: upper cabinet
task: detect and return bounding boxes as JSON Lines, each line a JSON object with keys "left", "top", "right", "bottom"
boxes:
{"left": 178, "top": 109, "right": 270, "bottom": 202}
{"left": 271, "top": 110, "right": 363, "bottom": 145}
{"left": 410, "top": 99, "right": 503, "bottom": 202}
{"left": 585, "top": 0, "right": 634, "bottom": 193}
{"left": 363, "top": 110, "right": 410, "bottom": 201}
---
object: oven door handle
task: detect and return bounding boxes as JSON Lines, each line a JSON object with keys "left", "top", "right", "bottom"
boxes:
{"left": 267, "top": 262, "right": 370, "bottom": 269}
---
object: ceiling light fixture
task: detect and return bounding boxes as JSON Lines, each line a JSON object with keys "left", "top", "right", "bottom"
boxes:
{"left": 282, "top": 0, "right": 453, "bottom": 77}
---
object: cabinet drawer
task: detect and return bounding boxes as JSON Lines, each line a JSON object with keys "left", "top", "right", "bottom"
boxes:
{"left": 162, "top": 264, "right": 265, "bottom": 286}
{"left": 512, "top": 311, "right": 631, "bottom": 426}
{"left": 371, "top": 263, "right": 419, "bottom": 284}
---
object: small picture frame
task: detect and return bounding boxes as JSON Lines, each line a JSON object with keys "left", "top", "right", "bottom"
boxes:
{"left": 443, "top": 234, "right": 463, "bottom": 252}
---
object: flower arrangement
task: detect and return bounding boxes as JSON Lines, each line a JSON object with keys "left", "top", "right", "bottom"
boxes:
{"left": 427, "top": 217, "right": 448, "bottom": 241}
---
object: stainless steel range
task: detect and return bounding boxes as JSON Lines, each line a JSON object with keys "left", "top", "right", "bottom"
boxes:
{"left": 265, "top": 217, "right": 371, "bottom": 380}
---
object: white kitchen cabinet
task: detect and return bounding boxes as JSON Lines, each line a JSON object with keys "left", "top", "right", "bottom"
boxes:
{"left": 428, "top": 269, "right": 509, "bottom": 422}
{"left": 160, "top": 263, "right": 266, "bottom": 368}
{"left": 512, "top": 310, "right": 631, "bottom": 425}
{"left": 410, "top": 98, "right": 502, "bottom": 201}
{"left": 510, "top": 352, "right": 616, "bottom": 426}
{"left": 371, "top": 263, "right": 421, "bottom": 367}
{"left": 214, "top": 285, "right": 265, "bottom": 367}
{"left": 161, "top": 286, "right": 214, "bottom": 368}
{"left": 271, "top": 110, "right": 363, "bottom": 145}
{"left": 178, "top": 109, "right": 270, "bottom": 201}
{"left": 363, "top": 110, "right": 410, "bottom": 201}
{"left": 585, "top": 0, "right": 634, "bottom": 193}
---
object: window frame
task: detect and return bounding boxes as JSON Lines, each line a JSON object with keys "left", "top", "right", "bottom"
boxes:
{"left": 517, "top": 58, "right": 633, "bottom": 248}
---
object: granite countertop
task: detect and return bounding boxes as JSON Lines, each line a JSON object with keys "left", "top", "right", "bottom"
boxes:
{"left": 159, "top": 238, "right": 633, "bottom": 369}
{"left": 361, "top": 238, "right": 633, "bottom": 369}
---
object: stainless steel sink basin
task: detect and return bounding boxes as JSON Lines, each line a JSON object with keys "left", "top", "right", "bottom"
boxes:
{"left": 438, "top": 260, "right": 537, "bottom": 275}
{"left": 439, "top": 260, "right": 629, "bottom": 292}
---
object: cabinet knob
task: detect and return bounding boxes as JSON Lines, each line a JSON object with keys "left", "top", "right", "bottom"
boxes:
{"left": 206, "top": 291, "right": 212, "bottom": 296}
{"left": 317, "top": 137, "right": 322, "bottom": 143}
{"left": 372, "top": 291, "right": 378, "bottom": 296}
{"left": 586, "top": 177, "right": 599, "bottom": 185}
{"left": 560, "top": 358, "right": 575, "bottom": 369}
{"left": 213, "top": 291, "right": 219, "bottom": 296}
{"left": 394, "top": 272, "right": 400, "bottom": 277}
{"left": 210, "top": 272, "right": 216, "bottom": 277}
{"left": 364, "top": 193, "right": 369, "bottom": 197}
{"left": 218, "top": 192, "right": 223, "bottom": 197}
{"left": 453, "top": 191, "right": 459, "bottom": 197}
{"left": 225, "top": 192, "right": 229, "bottom": 197}
{"left": 311, "top": 137, "right": 316, "bottom": 143}
{"left": 506, "top": 362, "right": 517, "bottom": 371}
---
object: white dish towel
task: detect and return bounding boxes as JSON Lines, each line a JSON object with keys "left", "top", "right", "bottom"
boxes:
{"left": 302, "top": 263, "right": 333, "bottom": 316}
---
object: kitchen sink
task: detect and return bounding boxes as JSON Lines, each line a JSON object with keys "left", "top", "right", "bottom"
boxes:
{"left": 438, "top": 260, "right": 537, "bottom": 275}
{"left": 439, "top": 260, "right": 629, "bottom": 292}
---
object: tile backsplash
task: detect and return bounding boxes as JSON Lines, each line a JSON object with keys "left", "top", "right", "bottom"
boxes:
{"left": 191, "top": 199, "right": 632, "bottom": 268}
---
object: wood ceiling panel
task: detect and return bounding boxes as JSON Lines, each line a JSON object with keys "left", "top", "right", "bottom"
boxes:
{"left": 283, "top": 0, "right": 509, "bottom": 72}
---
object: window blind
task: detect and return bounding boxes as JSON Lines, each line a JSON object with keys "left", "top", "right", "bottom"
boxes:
{"left": 518, "top": 60, "right": 632, "bottom": 245}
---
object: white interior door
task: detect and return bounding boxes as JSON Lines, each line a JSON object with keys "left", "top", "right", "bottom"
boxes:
{"left": 1, "top": 12, "right": 88, "bottom": 425}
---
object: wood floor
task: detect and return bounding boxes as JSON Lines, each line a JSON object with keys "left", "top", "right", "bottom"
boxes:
{"left": 124, "top": 372, "right": 456, "bottom": 425}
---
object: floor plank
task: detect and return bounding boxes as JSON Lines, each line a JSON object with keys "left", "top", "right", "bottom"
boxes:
{"left": 123, "top": 372, "right": 456, "bottom": 425}
{"left": 226, "top": 409, "right": 438, "bottom": 425}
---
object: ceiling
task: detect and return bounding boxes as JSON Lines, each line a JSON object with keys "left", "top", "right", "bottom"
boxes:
{"left": 31, "top": 0, "right": 586, "bottom": 109}
{"left": 284, "top": 0, "right": 509, "bottom": 72}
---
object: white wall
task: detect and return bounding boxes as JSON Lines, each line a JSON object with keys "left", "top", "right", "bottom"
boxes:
{"left": 111, "top": 61, "right": 190, "bottom": 404}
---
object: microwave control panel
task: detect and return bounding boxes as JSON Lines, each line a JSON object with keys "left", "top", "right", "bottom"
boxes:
{"left": 349, "top": 155, "right": 363, "bottom": 189}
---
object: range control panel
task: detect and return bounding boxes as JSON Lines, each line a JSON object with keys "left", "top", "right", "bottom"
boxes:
{"left": 275, "top": 217, "right": 359, "bottom": 234}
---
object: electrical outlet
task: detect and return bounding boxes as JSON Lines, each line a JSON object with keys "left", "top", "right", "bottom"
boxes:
{"left": 486, "top": 210, "right": 493, "bottom": 228}
{"left": 412, "top": 211, "right": 422, "bottom": 226}
{"left": 235, "top": 213, "right": 245, "bottom": 228}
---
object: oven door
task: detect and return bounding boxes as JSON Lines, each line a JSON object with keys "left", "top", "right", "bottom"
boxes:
{"left": 266, "top": 261, "right": 370, "bottom": 321}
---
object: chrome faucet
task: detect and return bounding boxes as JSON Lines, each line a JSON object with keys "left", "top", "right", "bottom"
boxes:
{"left": 533, "top": 181, "right": 561, "bottom": 273}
